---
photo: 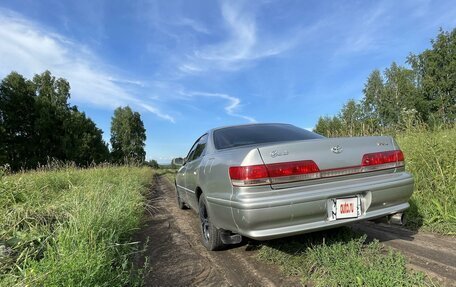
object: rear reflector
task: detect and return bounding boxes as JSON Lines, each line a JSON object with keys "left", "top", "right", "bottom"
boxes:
{"left": 229, "top": 150, "right": 405, "bottom": 186}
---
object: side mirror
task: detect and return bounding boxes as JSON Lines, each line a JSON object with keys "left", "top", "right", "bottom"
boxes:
{"left": 172, "top": 157, "right": 185, "bottom": 167}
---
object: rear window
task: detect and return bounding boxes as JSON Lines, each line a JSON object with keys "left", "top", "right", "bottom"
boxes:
{"left": 213, "top": 124, "right": 324, "bottom": 150}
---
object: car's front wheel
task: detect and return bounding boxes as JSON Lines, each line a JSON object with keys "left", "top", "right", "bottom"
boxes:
{"left": 198, "top": 195, "right": 224, "bottom": 251}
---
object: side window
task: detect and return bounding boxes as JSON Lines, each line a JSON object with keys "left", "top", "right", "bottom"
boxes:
{"left": 191, "top": 134, "right": 208, "bottom": 160}
{"left": 185, "top": 141, "right": 198, "bottom": 163}
{"left": 187, "top": 134, "right": 208, "bottom": 162}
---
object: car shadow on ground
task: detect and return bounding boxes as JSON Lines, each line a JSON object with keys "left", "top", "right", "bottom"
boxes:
{"left": 242, "top": 226, "right": 368, "bottom": 253}
{"left": 236, "top": 218, "right": 422, "bottom": 256}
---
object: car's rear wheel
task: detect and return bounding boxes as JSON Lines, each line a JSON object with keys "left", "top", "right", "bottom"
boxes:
{"left": 198, "top": 195, "right": 224, "bottom": 251}
{"left": 175, "top": 184, "right": 186, "bottom": 210}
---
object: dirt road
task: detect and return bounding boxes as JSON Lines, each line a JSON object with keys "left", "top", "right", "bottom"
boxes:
{"left": 136, "top": 175, "right": 455, "bottom": 286}
{"left": 135, "top": 175, "right": 299, "bottom": 286}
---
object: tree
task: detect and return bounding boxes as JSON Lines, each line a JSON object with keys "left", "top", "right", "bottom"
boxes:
{"left": 362, "top": 70, "right": 384, "bottom": 126}
{"left": 316, "top": 28, "right": 456, "bottom": 136}
{"left": 33, "top": 71, "right": 71, "bottom": 163}
{"left": 314, "top": 115, "right": 344, "bottom": 137}
{"left": 383, "top": 62, "right": 420, "bottom": 125}
{"left": 0, "top": 72, "right": 37, "bottom": 169}
{"left": 339, "top": 99, "right": 364, "bottom": 136}
{"left": 63, "top": 107, "right": 109, "bottom": 165}
{"left": 110, "top": 106, "right": 146, "bottom": 163}
{"left": 408, "top": 28, "right": 456, "bottom": 123}
{"left": 0, "top": 70, "right": 109, "bottom": 170}
{"left": 33, "top": 70, "right": 70, "bottom": 107}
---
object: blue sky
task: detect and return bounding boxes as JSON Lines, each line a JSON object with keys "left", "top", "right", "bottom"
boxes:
{"left": 0, "top": 1, "right": 455, "bottom": 163}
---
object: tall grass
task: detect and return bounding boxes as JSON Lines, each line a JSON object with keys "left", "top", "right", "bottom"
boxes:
{"left": 258, "top": 228, "right": 430, "bottom": 287}
{"left": 397, "top": 127, "right": 456, "bottom": 234}
{"left": 0, "top": 166, "right": 153, "bottom": 286}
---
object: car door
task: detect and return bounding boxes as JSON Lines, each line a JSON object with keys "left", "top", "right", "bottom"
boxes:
{"left": 177, "top": 139, "right": 199, "bottom": 204}
{"left": 184, "top": 134, "right": 208, "bottom": 210}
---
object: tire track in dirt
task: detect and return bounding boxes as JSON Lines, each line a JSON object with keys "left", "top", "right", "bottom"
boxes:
{"left": 351, "top": 221, "right": 456, "bottom": 286}
{"left": 135, "top": 175, "right": 299, "bottom": 287}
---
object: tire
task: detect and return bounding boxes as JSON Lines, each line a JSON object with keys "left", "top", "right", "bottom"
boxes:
{"left": 175, "top": 184, "right": 186, "bottom": 210}
{"left": 198, "top": 195, "right": 225, "bottom": 251}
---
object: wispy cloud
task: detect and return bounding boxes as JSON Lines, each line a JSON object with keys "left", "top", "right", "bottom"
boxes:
{"left": 333, "top": 4, "right": 388, "bottom": 55}
{"left": 178, "top": 1, "right": 293, "bottom": 73}
{"left": 180, "top": 91, "right": 256, "bottom": 123}
{"left": 138, "top": 103, "right": 175, "bottom": 123}
{"left": 0, "top": 9, "right": 174, "bottom": 122}
{"left": 174, "top": 17, "right": 210, "bottom": 34}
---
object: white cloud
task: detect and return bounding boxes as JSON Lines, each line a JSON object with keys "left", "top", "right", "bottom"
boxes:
{"left": 338, "top": 9, "right": 385, "bottom": 54}
{"left": 138, "top": 103, "right": 176, "bottom": 123}
{"left": 178, "top": 1, "right": 293, "bottom": 73}
{"left": 181, "top": 91, "right": 256, "bottom": 123}
{"left": 174, "top": 18, "right": 210, "bottom": 34}
{"left": 0, "top": 9, "right": 174, "bottom": 122}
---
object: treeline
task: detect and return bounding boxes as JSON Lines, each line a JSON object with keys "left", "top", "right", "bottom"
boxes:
{"left": 314, "top": 28, "right": 455, "bottom": 137}
{"left": 0, "top": 71, "right": 146, "bottom": 171}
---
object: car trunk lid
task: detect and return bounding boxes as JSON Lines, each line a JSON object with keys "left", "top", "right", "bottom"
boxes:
{"left": 256, "top": 136, "right": 399, "bottom": 188}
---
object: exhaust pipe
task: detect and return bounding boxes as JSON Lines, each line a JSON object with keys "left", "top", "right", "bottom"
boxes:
{"left": 388, "top": 212, "right": 405, "bottom": 225}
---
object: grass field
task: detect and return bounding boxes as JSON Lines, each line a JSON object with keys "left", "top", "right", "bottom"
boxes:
{"left": 397, "top": 127, "right": 456, "bottom": 234}
{"left": 0, "top": 166, "right": 153, "bottom": 287}
{"left": 257, "top": 227, "right": 431, "bottom": 287}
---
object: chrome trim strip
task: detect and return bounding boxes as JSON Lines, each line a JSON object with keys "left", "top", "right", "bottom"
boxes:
{"left": 176, "top": 184, "right": 195, "bottom": 194}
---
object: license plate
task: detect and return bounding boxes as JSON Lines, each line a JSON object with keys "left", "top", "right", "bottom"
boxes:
{"left": 331, "top": 197, "right": 360, "bottom": 220}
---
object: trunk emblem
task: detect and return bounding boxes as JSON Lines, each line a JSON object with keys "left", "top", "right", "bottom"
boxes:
{"left": 270, "top": 150, "right": 289, "bottom": 158}
{"left": 331, "top": 145, "right": 343, "bottom": 154}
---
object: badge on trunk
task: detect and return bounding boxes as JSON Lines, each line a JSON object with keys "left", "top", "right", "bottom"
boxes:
{"left": 331, "top": 145, "right": 343, "bottom": 154}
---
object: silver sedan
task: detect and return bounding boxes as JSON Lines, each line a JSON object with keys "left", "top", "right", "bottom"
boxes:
{"left": 175, "top": 123, "right": 414, "bottom": 250}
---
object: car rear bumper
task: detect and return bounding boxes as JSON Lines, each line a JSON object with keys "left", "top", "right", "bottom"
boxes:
{"left": 227, "top": 172, "right": 414, "bottom": 240}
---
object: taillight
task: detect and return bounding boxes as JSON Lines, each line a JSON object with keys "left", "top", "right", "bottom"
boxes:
{"left": 266, "top": 160, "right": 319, "bottom": 177}
{"left": 229, "top": 165, "right": 270, "bottom": 186}
{"left": 362, "top": 150, "right": 404, "bottom": 166}
{"left": 229, "top": 160, "right": 320, "bottom": 186}
{"left": 266, "top": 160, "right": 320, "bottom": 183}
{"left": 361, "top": 150, "right": 405, "bottom": 171}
